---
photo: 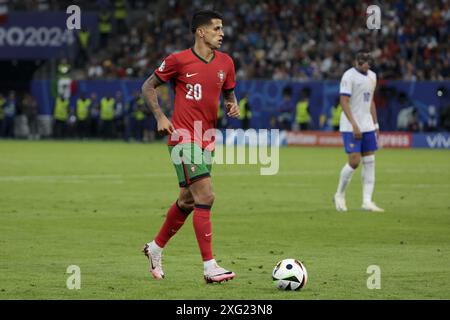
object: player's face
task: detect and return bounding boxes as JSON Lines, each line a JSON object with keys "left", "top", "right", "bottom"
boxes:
{"left": 203, "top": 19, "right": 224, "bottom": 49}
{"left": 356, "top": 60, "right": 370, "bottom": 73}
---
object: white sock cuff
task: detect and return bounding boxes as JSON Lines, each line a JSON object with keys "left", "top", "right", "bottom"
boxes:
{"left": 362, "top": 155, "right": 375, "bottom": 163}
{"left": 204, "top": 259, "right": 217, "bottom": 270}
{"left": 149, "top": 240, "right": 163, "bottom": 252}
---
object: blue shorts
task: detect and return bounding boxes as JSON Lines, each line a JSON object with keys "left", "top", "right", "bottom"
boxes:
{"left": 341, "top": 131, "right": 378, "bottom": 154}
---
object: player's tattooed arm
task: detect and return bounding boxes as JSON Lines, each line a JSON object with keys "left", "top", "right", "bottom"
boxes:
{"left": 141, "top": 73, "right": 164, "bottom": 118}
{"left": 222, "top": 89, "right": 240, "bottom": 118}
{"left": 141, "top": 73, "right": 174, "bottom": 135}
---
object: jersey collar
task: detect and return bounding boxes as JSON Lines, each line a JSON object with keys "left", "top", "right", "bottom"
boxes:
{"left": 353, "top": 67, "right": 368, "bottom": 76}
{"left": 191, "top": 48, "right": 215, "bottom": 64}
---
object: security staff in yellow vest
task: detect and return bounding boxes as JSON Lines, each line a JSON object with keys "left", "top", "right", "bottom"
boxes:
{"left": 98, "top": 9, "right": 112, "bottom": 47}
{"left": 135, "top": 97, "right": 146, "bottom": 141}
{"left": 328, "top": 98, "right": 342, "bottom": 131}
{"left": 129, "top": 91, "right": 146, "bottom": 141}
{"left": 296, "top": 88, "right": 311, "bottom": 131}
{"left": 53, "top": 95, "right": 69, "bottom": 139}
{"left": 331, "top": 101, "right": 342, "bottom": 131}
{"left": 114, "top": 0, "right": 128, "bottom": 34}
{"left": 76, "top": 93, "right": 91, "bottom": 139}
{"left": 239, "top": 93, "right": 252, "bottom": 130}
{"left": 100, "top": 93, "right": 116, "bottom": 139}
{"left": 76, "top": 28, "right": 90, "bottom": 68}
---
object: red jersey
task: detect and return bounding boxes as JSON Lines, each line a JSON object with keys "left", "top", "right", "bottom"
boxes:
{"left": 154, "top": 48, "right": 235, "bottom": 150}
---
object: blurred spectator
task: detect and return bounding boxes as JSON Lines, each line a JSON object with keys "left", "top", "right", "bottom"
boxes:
{"left": 56, "top": 58, "right": 73, "bottom": 100}
{"left": 143, "top": 113, "right": 156, "bottom": 142}
{"left": 238, "top": 93, "right": 252, "bottom": 130}
{"left": 123, "top": 95, "right": 133, "bottom": 142}
{"left": 22, "top": 93, "right": 39, "bottom": 140}
{"left": 89, "top": 92, "right": 100, "bottom": 138}
{"left": 330, "top": 98, "right": 342, "bottom": 132}
{"left": 57, "top": 58, "right": 71, "bottom": 76}
{"left": 425, "top": 105, "right": 438, "bottom": 132}
{"left": 98, "top": 8, "right": 113, "bottom": 48}
{"left": 397, "top": 106, "right": 420, "bottom": 132}
{"left": 295, "top": 88, "right": 311, "bottom": 131}
{"left": 114, "top": 91, "right": 126, "bottom": 139}
{"left": 277, "top": 86, "right": 294, "bottom": 130}
{"left": 114, "top": 0, "right": 128, "bottom": 34}
{"left": 87, "top": 58, "right": 104, "bottom": 79}
{"left": 53, "top": 94, "right": 69, "bottom": 139}
{"left": 75, "top": 28, "right": 91, "bottom": 69}
{"left": 2, "top": 91, "right": 17, "bottom": 138}
{"left": 440, "top": 104, "right": 450, "bottom": 131}
{"left": 75, "top": 92, "right": 91, "bottom": 139}
{"left": 127, "top": 91, "right": 146, "bottom": 141}
{"left": 100, "top": 93, "right": 115, "bottom": 139}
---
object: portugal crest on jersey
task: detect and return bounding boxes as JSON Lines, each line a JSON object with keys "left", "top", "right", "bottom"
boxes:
{"left": 217, "top": 70, "right": 225, "bottom": 82}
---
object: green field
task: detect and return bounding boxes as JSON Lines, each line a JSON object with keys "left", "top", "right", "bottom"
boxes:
{"left": 0, "top": 140, "right": 449, "bottom": 299}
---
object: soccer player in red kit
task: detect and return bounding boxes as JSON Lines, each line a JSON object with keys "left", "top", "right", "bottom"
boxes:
{"left": 141, "top": 10, "right": 240, "bottom": 283}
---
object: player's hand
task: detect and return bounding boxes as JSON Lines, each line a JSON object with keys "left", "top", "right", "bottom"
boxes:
{"left": 352, "top": 125, "right": 362, "bottom": 140}
{"left": 226, "top": 102, "right": 240, "bottom": 118}
{"left": 157, "top": 115, "right": 175, "bottom": 135}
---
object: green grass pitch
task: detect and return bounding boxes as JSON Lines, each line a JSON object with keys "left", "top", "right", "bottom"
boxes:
{"left": 0, "top": 140, "right": 449, "bottom": 299}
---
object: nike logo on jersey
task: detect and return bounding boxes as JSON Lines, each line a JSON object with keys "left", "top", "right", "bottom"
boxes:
{"left": 205, "top": 233, "right": 212, "bottom": 237}
{"left": 186, "top": 73, "right": 198, "bottom": 78}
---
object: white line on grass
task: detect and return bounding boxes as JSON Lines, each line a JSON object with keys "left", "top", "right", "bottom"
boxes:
{"left": 0, "top": 170, "right": 336, "bottom": 183}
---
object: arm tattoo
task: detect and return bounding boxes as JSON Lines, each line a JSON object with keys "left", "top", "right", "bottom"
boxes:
{"left": 141, "top": 73, "right": 165, "bottom": 118}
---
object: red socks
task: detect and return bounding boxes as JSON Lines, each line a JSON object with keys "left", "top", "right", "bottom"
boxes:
{"left": 154, "top": 202, "right": 214, "bottom": 262}
{"left": 193, "top": 205, "right": 214, "bottom": 261}
{"left": 154, "top": 201, "right": 190, "bottom": 248}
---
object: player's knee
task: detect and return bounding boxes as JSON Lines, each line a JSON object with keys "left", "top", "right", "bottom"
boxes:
{"left": 349, "top": 159, "right": 360, "bottom": 169}
{"left": 199, "top": 191, "right": 215, "bottom": 206}
{"left": 177, "top": 199, "right": 194, "bottom": 213}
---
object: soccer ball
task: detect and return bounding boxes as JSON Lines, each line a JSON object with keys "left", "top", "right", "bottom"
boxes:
{"left": 272, "top": 258, "right": 308, "bottom": 291}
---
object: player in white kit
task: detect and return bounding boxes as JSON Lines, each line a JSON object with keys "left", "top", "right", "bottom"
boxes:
{"left": 334, "top": 52, "right": 384, "bottom": 212}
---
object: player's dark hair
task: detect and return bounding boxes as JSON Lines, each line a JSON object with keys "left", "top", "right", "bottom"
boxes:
{"left": 191, "top": 10, "right": 223, "bottom": 34}
{"left": 355, "top": 52, "right": 372, "bottom": 65}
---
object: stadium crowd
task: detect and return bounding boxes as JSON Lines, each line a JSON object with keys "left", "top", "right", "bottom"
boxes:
{"left": 73, "top": 0, "right": 450, "bottom": 81}
{"left": 4, "top": 0, "right": 450, "bottom": 80}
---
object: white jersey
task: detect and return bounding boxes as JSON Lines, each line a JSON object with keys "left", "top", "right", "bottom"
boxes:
{"left": 339, "top": 67, "right": 377, "bottom": 132}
